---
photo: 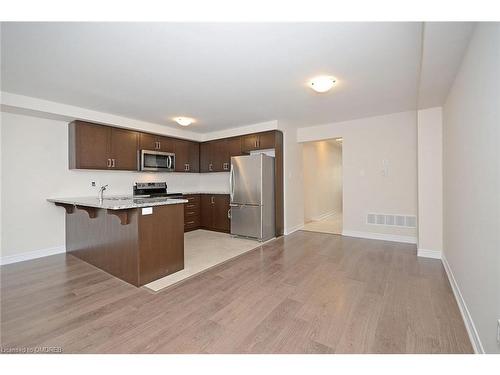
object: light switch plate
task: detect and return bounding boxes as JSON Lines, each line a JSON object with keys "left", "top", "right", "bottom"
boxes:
{"left": 142, "top": 207, "right": 153, "bottom": 215}
{"left": 497, "top": 319, "right": 500, "bottom": 343}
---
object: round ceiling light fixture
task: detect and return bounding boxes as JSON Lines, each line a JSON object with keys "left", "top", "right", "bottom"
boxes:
{"left": 308, "top": 76, "right": 337, "bottom": 93}
{"left": 174, "top": 117, "right": 194, "bottom": 126}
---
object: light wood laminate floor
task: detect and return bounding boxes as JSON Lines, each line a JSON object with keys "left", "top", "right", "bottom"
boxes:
{"left": 0, "top": 231, "right": 472, "bottom": 354}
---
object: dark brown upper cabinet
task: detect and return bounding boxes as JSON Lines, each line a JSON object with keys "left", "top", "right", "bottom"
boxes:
{"left": 174, "top": 139, "right": 199, "bottom": 173}
{"left": 200, "top": 140, "right": 223, "bottom": 172}
{"left": 223, "top": 136, "right": 243, "bottom": 170}
{"left": 109, "top": 127, "right": 140, "bottom": 170}
{"left": 199, "top": 136, "right": 242, "bottom": 173}
{"left": 69, "top": 121, "right": 139, "bottom": 171}
{"left": 241, "top": 131, "right": 276, "bottom": 153}
{"left": 188, "top": 141, "right": 200, "bottom": 173}
{"left": 139, "top": 133, "right": 174, "bottom": 153}
{"left": 199, "top": 142, "right": 211, "bottom": 173}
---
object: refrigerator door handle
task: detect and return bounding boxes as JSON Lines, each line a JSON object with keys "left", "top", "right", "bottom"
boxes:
{"left": 229, "top": 164, "right": 235, "bottom": 202}
{"left": 229, "top": 203, "right": 239, "bottom": 207}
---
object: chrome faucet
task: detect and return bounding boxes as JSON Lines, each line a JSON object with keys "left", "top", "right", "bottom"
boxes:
{"left": 99, "top": 184, "right": 108, "bottom": 202}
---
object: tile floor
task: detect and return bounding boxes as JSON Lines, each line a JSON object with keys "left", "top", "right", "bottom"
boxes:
{"left": 144, "top": 230, "right": 268, "bottom": 292}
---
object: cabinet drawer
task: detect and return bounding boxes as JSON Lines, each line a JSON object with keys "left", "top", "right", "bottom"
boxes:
{"left": 184, "top": 194, "right": 200, "bottom": 204}
{"left": 184, "top": 201, "right": 200, "bottom": 210}
{"left": 184, "top": 208, "right": 200, "bottom": 218}
{"left": 184, "top": 217, "right": 200, "bottom": 232}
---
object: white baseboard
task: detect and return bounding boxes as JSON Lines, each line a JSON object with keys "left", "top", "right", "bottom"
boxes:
{"left": 441, "top": 254, "right": 484, "bottom": 354}
{"left": 284, "top": 223, "right": 304, "bottom": 235}
{"left": 309, "top": 211, "right": 336, "bottom": 222}
{"left": 0, "top": 245, "right": 66, "bottom": 266}
{"left": 417, "top": 248, "right": 442, "bottom": 259}
{"left": 342, "top": 230, "right": 417, "bottom": 244}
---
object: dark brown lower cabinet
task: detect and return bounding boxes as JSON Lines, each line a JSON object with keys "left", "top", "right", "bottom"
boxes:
{"left": 199, "top": 194, "right": 230, "bottom": 233}
{"left": 139, "top": 204, "right": 184, "bottom": 285}
{"left": 64, "top": 203, "right": 184, "bottom": 287}
{"left": 184, "top": 194, "right": 201, "bottom": 231}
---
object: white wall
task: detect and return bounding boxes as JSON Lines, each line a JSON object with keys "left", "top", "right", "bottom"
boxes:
{"left": 0, "top": 111, "right": 229, "bottom": 261}
{"left": 303, "top": 140, "right": 342, "bottom": 221}
{"left": 442, "top": 23, "right": 500, "bottom": 353}
{"left": 417, "top": 107, "right": 443, "bottom": 257}
{"left": 278, "top": 122, "right": 304, "bottom": 234}
{"left": 297, "top": 111, "right": 418, "bottom": 241}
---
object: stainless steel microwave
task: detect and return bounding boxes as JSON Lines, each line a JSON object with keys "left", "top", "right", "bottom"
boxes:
{"left": 139, "top": 150, "right": 175, "bottom": 172}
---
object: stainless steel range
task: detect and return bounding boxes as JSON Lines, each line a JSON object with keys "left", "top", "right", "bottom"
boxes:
{"left": 133, "top": 182, "right": 183, "bottom": 202}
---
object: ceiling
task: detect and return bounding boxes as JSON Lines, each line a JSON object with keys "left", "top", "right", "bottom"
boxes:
{"left": 1, "top": 22, "right": 474, "bottom": 133}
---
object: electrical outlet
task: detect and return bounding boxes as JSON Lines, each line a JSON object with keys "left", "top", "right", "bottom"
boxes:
{"left": 91, "top": 181, "right": 96, "bottom": 187}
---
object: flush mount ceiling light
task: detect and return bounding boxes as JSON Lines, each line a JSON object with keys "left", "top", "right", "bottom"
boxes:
{"left": 308, "top": 76, "right": 337, "bottom": 93}
{"left": 174, "top": 117, "right": 194, "bottom": 126}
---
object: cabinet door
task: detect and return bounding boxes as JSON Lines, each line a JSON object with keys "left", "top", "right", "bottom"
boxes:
{"left": 188, "top": 141, "right": 200, "bottom": 173}
{"left": 212, "top": 195, "right": 230, "bottom": 232}
{"left": 210, "top": 140, "right": 225, "bottom": 172}
{"left": 257, "top": 131, "right": 276, "bottom": 150}
{"left": 109, "top": 128, "right": 139, "bottom": 170}
{"left": 224, "top": 137, "right": 242, "bottom": 170}
{"left": 173, "top": 139, "right": 190, "bottom": 172}
{"left": 227, "top": 136, "right": 242, "bottom": 158}
{"left": 72, "top": 121, "right": 110, "bottom": 169}
{"left": 139, "top": 204, "right": 184, "bottom": 285}
{"left": 139, "top": 133, "right": 158, "bottom": 150}
{"left": 158, "top": 136, "right": 175, "bottom": 153}
{"left": 199, "top": 142, "right": 211, "bottom": 173}
{"left": 200, "top": 194, "right": 213, "bottom": 228}
{"left": 241, "top": 134, "right": 258, "bottom": 153}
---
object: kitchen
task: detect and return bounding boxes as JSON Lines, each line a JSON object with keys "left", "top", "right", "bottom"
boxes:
{"left": 47, "top": 120, "right": 284, "bottom": 288}
{"left": 2, "top": 19, "right": 495, "bottom": 359}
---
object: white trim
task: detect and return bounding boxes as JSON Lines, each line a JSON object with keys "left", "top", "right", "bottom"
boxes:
{"left": 441, "top": 254, "right": 484, "bottom": 354}
{"left": 309, "top": 211, "right": 336, "bottom": 222}
{"left": 342, "top": 230, "right": 417, "bottom": 244}
{"left": 417, "top": 248, "right": 442, "bottom": 259}
{"left": 0, "top": 245, "right": 66, "bottom": 266}
{"left": 284, "top": 223, "right": 304, "bottom": 235}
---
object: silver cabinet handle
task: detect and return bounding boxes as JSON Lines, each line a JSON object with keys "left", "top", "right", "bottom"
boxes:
{"left": 158, "top": 141, "right": 161, "bottom": 150}
{"left": 111, "top": 159, "right": 115, "bottom": 168}
{"left": 107, "top": 158, "right": 111, "bottom": 168}
{"left": 209, "top": 163, "right": 213, "bottom": 171}
{"left": 186, "top": 221, "right": 195, "bottom": 225}
{"left": 227, "top": 208, "right": 231, "bottom": 219}
{"left": 211, "top": 196, "right": 215, "bottom": 204}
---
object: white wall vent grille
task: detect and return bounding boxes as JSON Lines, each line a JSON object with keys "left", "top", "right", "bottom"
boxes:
{"left": 366, "top": 213, "right": 417, "bottom": 228}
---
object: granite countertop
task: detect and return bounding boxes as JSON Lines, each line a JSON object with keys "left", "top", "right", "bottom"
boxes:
{"left": 47, "top": 196, "right": 188, "bottom": 210}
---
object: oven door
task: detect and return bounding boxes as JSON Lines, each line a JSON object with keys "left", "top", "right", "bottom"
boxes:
{"left": 140, "top": 150, "right": 175, "bottom": 172}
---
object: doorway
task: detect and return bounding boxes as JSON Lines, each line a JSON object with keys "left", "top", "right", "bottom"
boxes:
{"left": 301, "top": 138, "right": 343, "bottom": 235}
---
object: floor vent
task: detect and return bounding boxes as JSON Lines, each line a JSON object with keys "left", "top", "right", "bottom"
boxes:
{"left": 367, "top": 213, "right": 416, "bottom": 228}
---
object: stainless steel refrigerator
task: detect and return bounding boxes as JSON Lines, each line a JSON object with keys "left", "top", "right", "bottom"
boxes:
{"left": 229, "top": 154, "right": 275, "bottom": 241}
